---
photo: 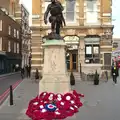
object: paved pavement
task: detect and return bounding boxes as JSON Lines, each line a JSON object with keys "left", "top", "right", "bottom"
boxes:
{"left": 0, "top": 78, "right": 38, "bottom": 120}
{"left": 0, "top": 74, "right": 120, "bottom": 120}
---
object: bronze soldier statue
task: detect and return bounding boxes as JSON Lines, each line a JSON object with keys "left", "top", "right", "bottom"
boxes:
{"left": 44, "top": 0, "right": 66, "bottom": 36}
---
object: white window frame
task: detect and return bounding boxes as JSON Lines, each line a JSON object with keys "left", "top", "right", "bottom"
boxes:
{"left": 8, "top": 41, "right": 11, "bottom": 52}
{"left": 0, "top": 37, "right": 2, "bottom": 51}
{"left": 84, "top": 0, "right": 100, "bottom": 25}
{"left": 14, "top": 29, "right": 16, "bottom": 37}
{"left": 17, "top": 43, "right": 19, "bottom": 53}
{"left": 8, "top": 26, "right": 11, "bottom": 35}
{"left": 65, "top": 0, "right": 76, "bottom": 24}
{"left": 14, "top": 42, "right": 16, "bottom": 53}
{"left": 17, "top": 30, "right": 19, "bottom": 39}
{"left": 0, "top": 20, "right": 2, "bottom": 31}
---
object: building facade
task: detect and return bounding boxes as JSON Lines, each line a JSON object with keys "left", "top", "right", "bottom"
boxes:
{"left": 31, "top": 0, "right": 113, "bottom": 75}
{"left": 112, "top": 38, "right": 120, "bottom": 58}
{"left": 0, "top": 8, "right": 21, "bottom": 74}
{"left": 14, "top": 2, "right": 31, "bottom": 68}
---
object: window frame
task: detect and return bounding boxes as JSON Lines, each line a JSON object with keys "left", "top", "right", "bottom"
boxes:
{"left": 8, "top": 41, "right": 11, "bottom": 52}
{"left": 85, "top": 36, "right": 100, "bottom": 64}
{"left": 14, "top": 29, "right": 16, "bottom": 37}
{"left": 8, "top": 26, "right": 11, "bottom": 35}
{"left": 14, "top": 42, "right": 16, "bottom": 53}
{"left": 17, "top": 43, "right": 19, "bottom": 53}
{"left": 17, "top": 30, "right": 19, "bottom": 39}
{"left": 0, "top": 20, "right": 2, "bottom": 31}
{"left": 84, "top": 0, "right": 99, "bottom": 25}
{"left": 0, "top": 37, "right": 2, "bottom": 51}
{"left": 65, "top": 0, "right": 76, "bottom": 23}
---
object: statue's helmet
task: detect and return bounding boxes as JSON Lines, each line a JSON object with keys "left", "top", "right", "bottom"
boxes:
{"left": 51, "top": 0, "right": 55, "bottom": 3}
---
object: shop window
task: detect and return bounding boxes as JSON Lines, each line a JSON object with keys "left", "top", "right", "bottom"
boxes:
{"left": 85, "top": 36, "right": 100, "bottom": 64}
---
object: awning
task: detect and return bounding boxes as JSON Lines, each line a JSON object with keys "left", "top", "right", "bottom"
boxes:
{"left": 0, "top": 51, "right": 6, "bottom": 56}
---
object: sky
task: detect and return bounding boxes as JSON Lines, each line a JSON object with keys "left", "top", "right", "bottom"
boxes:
{"left": 21, "top": 0, "right": 120, "bottom": 38}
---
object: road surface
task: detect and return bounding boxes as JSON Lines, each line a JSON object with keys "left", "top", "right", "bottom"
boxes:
{"left": 0, "top": 72, "right": 22, "bottom": 105}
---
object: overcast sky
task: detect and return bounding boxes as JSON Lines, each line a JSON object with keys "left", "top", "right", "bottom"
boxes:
{"left": 21, "top": 0, "right": 120, "bottom": 38}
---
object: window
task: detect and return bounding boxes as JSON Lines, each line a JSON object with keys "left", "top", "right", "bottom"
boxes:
{"left": 0, "top": 20, "right": 2, "bottom": 31}
{"left": 85, "top": 36, "right": 100, "bottom": 64}
{"left": 17, "top": 43, "right": 19, "bottom": 53}
{"left": 17, "top": 30, "right": 19, "bottom": 39}
{"left": 8, "top": 26, "right": 11, "bottom": 35}
{"left": 14, "top": 29, "right": 16, "bottom": 37}
{"left": 0, "top": 37, "right": 2, "bottom": 51}
{"left": 8, "top": 41, "right": 11, "bottom": 52}
{"left": 66, "top": 0, "right": 76, "bottom": 22}
{"left": 85, "top": 0, "right": 98, "bottom": 24}
{"left": 44, "top": 0, "right": 51, "bottom": 25}
{"left": 14, "top": 42, "right": 16, "bottom": 53}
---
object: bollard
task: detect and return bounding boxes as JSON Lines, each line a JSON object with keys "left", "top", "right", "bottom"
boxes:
{"left": 10, "top": 85, "right": 13, "bottom": 105}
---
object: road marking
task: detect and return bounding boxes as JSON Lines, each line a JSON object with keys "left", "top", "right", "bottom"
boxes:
{"left": 0, "top": 80, "right": 22, "bottom": 104}
{"left": 0, "top": 80, "right": 21, "bottom": 100}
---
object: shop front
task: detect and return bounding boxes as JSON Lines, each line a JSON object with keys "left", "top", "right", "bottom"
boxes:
{"left": 64, "top": 36, "right": 79, "bottom": 72}
{"left": 0, "top": 52, "right": 21, "bottom": 74}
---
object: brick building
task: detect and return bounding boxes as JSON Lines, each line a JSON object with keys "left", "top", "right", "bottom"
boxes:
{"left": 0, "top": 0, "right": 31, "bottom": 68}
{"left": 0, "top": 8, "right": 21, "bottom": 74}
{"left": 14, "top": 3, "right": 31, "bottom": 67}
{"left": 31, "top": 0, "right": 113, "bottom": 76}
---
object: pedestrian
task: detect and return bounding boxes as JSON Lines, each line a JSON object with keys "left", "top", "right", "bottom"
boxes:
{"left": 28, "top": 66, "right": 31, "bottom": 78}
{"left": 105, "top": 71, "right": 108, "bottom": 82}
{"left": 21, "top": 67, "right": 25, "bottom": 79}
{"left": 25, "top": 65, "right": 29, "bottom": 78}
{"left": 70, "top": 72, "right": 75, "bottom": 90}
{"left": 111, "top": 62, "right": 119, "bottom": 84}
{"left": 35, "top": 68, "right": 39, "bottom": 83}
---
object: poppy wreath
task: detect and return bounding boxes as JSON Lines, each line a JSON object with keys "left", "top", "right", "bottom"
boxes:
{"left": 26, "top": 90, "right": 84, "bottom": 120}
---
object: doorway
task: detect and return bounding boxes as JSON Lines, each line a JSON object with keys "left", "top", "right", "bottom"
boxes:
{"left": 66, "top": 50, "right": 78, "bottom": 71}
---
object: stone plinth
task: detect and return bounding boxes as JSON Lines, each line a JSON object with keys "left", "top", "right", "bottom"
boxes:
{"left": 39, "top": 40, "right": 70, "bottom": 94}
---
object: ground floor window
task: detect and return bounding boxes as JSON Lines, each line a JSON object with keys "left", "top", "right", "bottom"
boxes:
{"left": 0, "top": 60, "right": 4, "bottom": 73}
{"left": 85, "top": 36, "right": 100, "bottom": 64}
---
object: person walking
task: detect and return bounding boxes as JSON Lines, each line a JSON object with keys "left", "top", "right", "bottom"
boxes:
{"left": 35, "top": 68, "right": 39, "bottom": 83}
{"left": 105, "top": 71, "right": 108, "bottom": 82}
{"left": 21, "top": 67, "right": 25, "bottom": 79}
{"left": 111, "top": 62, "right": 119, "bottom": 84}
{"left": 28, "top": 66, "right": 31, "bottom": 78}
